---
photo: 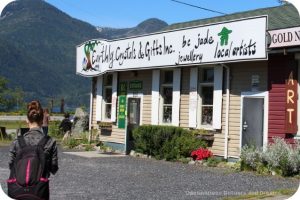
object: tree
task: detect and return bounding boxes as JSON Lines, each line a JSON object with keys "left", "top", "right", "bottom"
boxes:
{"left": 0, "top": 76, "right": 24, "bottom": 111}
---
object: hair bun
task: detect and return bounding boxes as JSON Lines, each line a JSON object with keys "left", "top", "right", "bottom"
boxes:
{"left": 28, "top": 101, "right": 39, "bottom": 110}
{"left": 27, "top": 100, "right": 44, "bottom": 124}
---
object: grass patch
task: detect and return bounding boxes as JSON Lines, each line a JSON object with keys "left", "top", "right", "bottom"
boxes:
{"left": 0, "top": 112, "right": 26, "bottom": 116}
{"left": 0, "top": 139, "right": 13, "bottom": 147}
{"left": 0, "top": 120, "right": 59, "bottom": 130}
{"left": 0, "top": 120, "right": 27, "bottom": 129}
{"left": 62, "top": 132, "right": 89, "bottom": 149}
{"left": 222, "top": 188, "right": 297, "bottom": 200}
{"left": 48, "top": 121, "right": 63, "bottom": 140}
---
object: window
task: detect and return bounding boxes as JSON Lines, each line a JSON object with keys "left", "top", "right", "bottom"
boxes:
{"left": 103, "top": 74, "right": 112, "bottom": 120}
{"left": 199, "top": 68, "right": 214, "bottom": 127}
{"left": 161, "top": 71, "right": 173, "bottom": 124}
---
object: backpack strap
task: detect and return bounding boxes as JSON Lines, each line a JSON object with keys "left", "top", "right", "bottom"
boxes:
{"left": 37, "top": 135, "right": 50, "bottom": 148}
{"left": 17, "top": 135, "right": 27, "bottom": 149}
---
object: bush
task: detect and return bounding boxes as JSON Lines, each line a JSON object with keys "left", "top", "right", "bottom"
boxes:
{"left": 162, "top": 133, "right": 206, "bottom": 161}
{"left": 63, "top": 138, "right": 81, "bottom": 149}
{"left": 84, "top": 144, "right": 95, "bottom": 151}
{"left": 240, "top": 145, "right": 262, "bottom": 170}
{"left": 240, "top": 137, "right": 300, "bottom": 176}
{"left": 8, "top": 132, "right": 16, "bottom": 141}
{"left": 263, "top": 138, "right": 300, "bottom": 176}
{"left": 191, "top": 148, "right": 213, "bottom": 160}
{"left": 62, "top": 132, "right": 89, "bottom": 149}
{"left": 49, "top": 121, "right": 63, "bottom": 139}
{"left": 132, "top": 125, "right": 206, "bottom": 161}
{"left": 205, "top": 157, "right": 221, "bottom": 167}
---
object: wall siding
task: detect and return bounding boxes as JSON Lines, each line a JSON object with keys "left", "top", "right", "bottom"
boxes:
{"left": 118, "top": 70, "right": 152, "bottom": 125}
{"left": 90, "top": 62, "right": 269, "bottom": 156}
{"left": 179, "top": 67, "right": 190, "bottom": 128}
{"left": 100, "top": 125, "right": 126, "bottom": 144}
{"left": 91, "top": 96, "right": 97, "bottom": 129}
{"left": 143, "top": 95, "right": 152, "bottom": 125}
{"left": 226, "top": 62, "right": 268, "bottom": 157}
{"left": 268, "top": 54, "right": 298, "bottom": 141}
{"left": 92, "top": 70, "right": 153, "bottom": 145}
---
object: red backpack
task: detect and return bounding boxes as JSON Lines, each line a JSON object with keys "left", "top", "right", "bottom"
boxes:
{"left": 7, "top": 135, "right": 50, "bottom": 200}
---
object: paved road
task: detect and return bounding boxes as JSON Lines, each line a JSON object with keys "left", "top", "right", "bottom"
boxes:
{"left": 0, "top": 115, "right": 63, "bottom": 121}
{"left": 0, "top": 146, "right": 299, "bottom": 200}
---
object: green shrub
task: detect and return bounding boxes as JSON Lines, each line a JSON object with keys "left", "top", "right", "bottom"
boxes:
{"left": 256, "top": 162, "right": 269, "bottom": 175}
{"left": 262, "top": 138, "right": 300, "bottom": 176}
{"left": 240, "top": 145, "right": 262, "bottom": 170}
{"left": 63, "top": 138, "right": 80, "bottom": 149}
{"left": 178, "top": 157, "right": 191, "bottom": 164}
{"left": 80, "top": 132, "right": 89, "bottom": 144}
{"left": 133, "top": 125, "right": 181, "bottom": 155}
{"left": 205, "top": 157, "right": 221, "bottom": 167}
{"left": 8, "top": 132, "right": 16, "bottom": 141}
{"left": 133, "top": 125, "right": 206, "bottom": 161}
{"left": 240, "top": 137, "right": 300, "bottom": 177}
{"left": 163, "top": 133, "right": 207, "bottom": 161}
{"left": 85, "top": 144, "right": 94, "bottom": 151}
{"left": 62, "top": 132, "right": 89, "bottom": 149}
{"left": 49, "top": 121, "right": 63, "bottom": 139}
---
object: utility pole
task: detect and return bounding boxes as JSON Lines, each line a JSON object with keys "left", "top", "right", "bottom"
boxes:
{"left": 60, "top": 98, "right": 65, "bottom": 114}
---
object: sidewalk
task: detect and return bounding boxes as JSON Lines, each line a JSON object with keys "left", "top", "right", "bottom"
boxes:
{"left": 63, "top": 151, "right": 126, "bottom": 158}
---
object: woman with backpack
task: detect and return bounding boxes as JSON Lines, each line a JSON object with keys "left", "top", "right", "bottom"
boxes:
{"left": 7, "top": 100, "right": 59, "bottom": 200}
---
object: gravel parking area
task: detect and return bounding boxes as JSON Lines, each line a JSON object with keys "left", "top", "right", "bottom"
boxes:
{"left": 0, "top": 145, "right": 298, "bottom": 200}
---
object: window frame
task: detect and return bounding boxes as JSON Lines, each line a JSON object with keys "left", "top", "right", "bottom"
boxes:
{"left": 102, "top": 74, "right": 113, "bottom": 121}
{"left": 159, "top": 70, "right": 173, "bottom": 125}
{"left": 197, "top": 67, "right": 214, "bottom": 129}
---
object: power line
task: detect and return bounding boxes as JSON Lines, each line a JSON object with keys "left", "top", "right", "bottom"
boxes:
{"left": 170, "top": 0, "right": 227, "bottom": 15}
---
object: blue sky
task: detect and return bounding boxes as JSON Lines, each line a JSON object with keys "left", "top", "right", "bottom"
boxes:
{"left": 45, "top": 0, "right": 281, "bottom": 28}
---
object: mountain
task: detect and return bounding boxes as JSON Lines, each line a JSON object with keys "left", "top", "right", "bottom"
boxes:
{"left": 0, "top": 0, "right": 168, "bottom": 110}
{"left": 96, "top": 18, "right": 168, "bottom": 40}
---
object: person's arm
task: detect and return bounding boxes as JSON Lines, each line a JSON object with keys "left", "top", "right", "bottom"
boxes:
{"left": 8, "top": 140, "right": 17, "bottom": 170}
{"left": 49, "top": 140, "right": 59, "bottom": 175}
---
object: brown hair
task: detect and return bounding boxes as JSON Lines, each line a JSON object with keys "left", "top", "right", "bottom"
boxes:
{"left": 44, "top": 108, "right": 49, "bottom": 114}
{"left": 27, "top": 100, "right": 44, "bottom": 124}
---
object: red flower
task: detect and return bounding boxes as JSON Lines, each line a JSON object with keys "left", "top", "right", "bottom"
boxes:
{"left": 191, "top": 148, "right": 213, "bottom": 160}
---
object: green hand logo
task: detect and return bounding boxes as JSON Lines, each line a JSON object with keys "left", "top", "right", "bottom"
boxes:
{"left": 218, "top": 27, "right": 232, "bottom": 46}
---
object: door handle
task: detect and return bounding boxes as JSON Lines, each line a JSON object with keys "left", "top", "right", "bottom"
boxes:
{"left": 243, "top": 121, "right": 248, "bottom": 131}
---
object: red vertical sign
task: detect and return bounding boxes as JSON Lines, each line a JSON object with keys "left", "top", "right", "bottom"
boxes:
{"left": 285, "top": 71, "right": 298, "bottom": 134}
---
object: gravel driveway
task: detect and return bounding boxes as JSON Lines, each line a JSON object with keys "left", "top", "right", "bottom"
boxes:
{"left": 0, "top": 145, "right": 298, "bottom": 200}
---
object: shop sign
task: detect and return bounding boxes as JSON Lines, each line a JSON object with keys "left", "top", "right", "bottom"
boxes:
{"left": 129, "top": 80, "right": 143, "bottom": 90}
{"left": 269, "top": 27, "right": 300, "bottom": 48}
{"left": 98, "top": 122, "right": 112, "bottom": 136}
{"left": 119, "top": 82, "right": 127, "bottom": 95}
{"left": 118, "top": 95, "right": 127, "bottom": 129}
{"left": 76, "top": 16, "right": 267, "bottom": 77}
{"left": 286, "top": 71, "right": 298, "bottom": 133}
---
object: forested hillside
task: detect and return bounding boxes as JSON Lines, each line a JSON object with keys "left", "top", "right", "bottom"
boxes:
{"left": 0, "top": 0, "right": 167, "bottom": 109}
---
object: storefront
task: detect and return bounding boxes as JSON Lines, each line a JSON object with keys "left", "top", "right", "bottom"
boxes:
{"left": 76, "top": 4, "right": 300, "bottom": 159}
{"left": 268, "top": 26, "right": 300, "bottom": 143}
